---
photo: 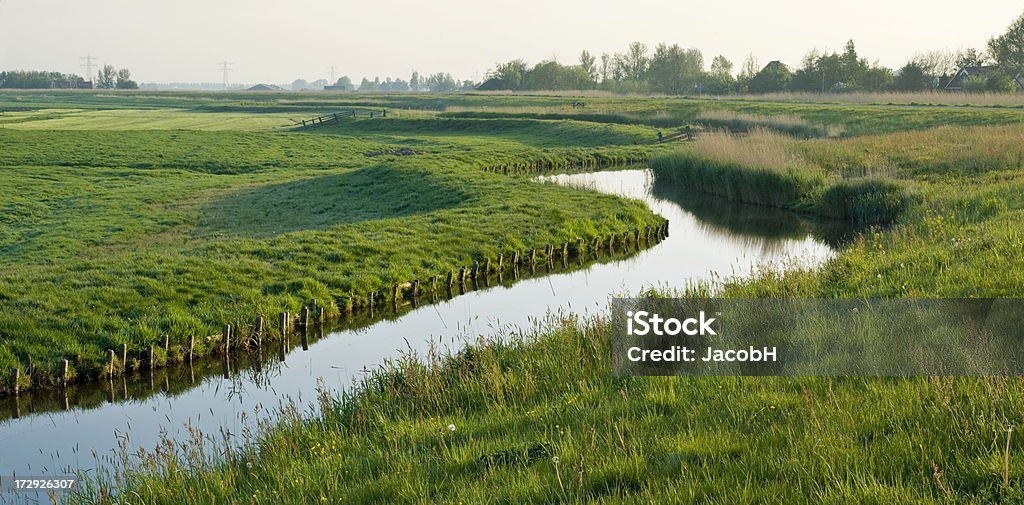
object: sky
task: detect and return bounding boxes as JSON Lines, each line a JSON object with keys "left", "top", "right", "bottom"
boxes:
{"left": 1, "top": 0, "right": 1021, "bottom": 85}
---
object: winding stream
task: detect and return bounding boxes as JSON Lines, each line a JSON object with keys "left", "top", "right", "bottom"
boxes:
{"left": 0, "top": 169, "right": 843, "bottom": 485}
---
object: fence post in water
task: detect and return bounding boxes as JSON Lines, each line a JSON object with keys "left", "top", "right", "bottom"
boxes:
{"left": 300, "top": 306, "right": 309, "bottom": 328}
{"left": 561, "top": 242, "right": 568, "bottom": 259}
{"left": 634, "top": 228, "right": 641, "bottom": 246}
{"left": 222, "top": 324, "right": 232, "bottom": 354}
{"left": 255, "top": 316, "right": 265, "bottom": 346}
{"left": 512, "top": 250, "right": 520, "bottom": 266}
{"left": 446, "top": 270, "right": 454, "bottom": 288}
{"left": 317, "top": 306, "right": 325, "bottom": 324}
{"left": 108, "top": 350, "right": 115, "bottom": 376}
{"left": 459, "top": 266, "right": 468, "bottom": 284}
{"left": 163, "top": 335, "right": 170, "bottom": 355}
{"left": 470, "top": 260, "right": 479, "bottom": 279}
{"left": 10, "top": 367, "right": 19, "bottom": 395}
{"left": 482, "top": 258, "right": 490, "bottom": 276}
{"left": 411, "top": 280, "right": 420, "bottom": 297}
{"left": 187, "top": 335, "right": 195, "bottom": 362}
{"left": 279, "top": 312, "right": 289, "bottom": 338}
{"left": 497, "top": 254, "right": 503, "bottom": 271}
{"left": 148, "top": 345, "right": 155, "bottom": 369}
{"left": 119, "top": 343, "right": 128, "bottom": 370}
{"left": 62, "top": 359, "right": 70, "bottom": 386}
{"left": 529, "top": 248, "right": 536, "bottom": 266}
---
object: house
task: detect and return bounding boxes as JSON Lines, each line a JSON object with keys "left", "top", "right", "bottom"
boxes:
{"left": 944, "top": 66, "right": 1024, "bottom": 91}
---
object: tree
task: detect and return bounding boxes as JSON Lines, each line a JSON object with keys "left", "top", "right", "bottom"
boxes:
{"left": 291, "top": 79, "right": 308, "bottom": 91}
{"left": 579, "top": 50, "right": 597, "bottom": 82}
{"left": 748, "top": 61, "right": 791, "bottom": 93}
{"left": 911, "top": 50, "right": 955, "bottom": 88}
{"left": 359, "top": 77, "right": 376, "bottom": 91}
{"left": 334, "top": 76, "right": 354, "bottom": 90}
{"left": 97, "top": 65, "right": 116, "bottom": 89}
{"left": 894, "top": 62, "right": 930, "bottom": 91}
{"left": 954, "top": 48, "right": 986, "bottom": 69}
{"left": 599, "top": 53, "right": 611, "bottom": 82}
{"left": 486, "top": 59, "right": 529, "bottom": 89}
{"left": 646, "top": 43, "right": 703, "bottom": 94}
{"left": 521, "top": 60, "right": 592, "bottom": 90}
{"left": 737, "top": 53, "right": 759, "bottom": 92}
{"left": 424, "top": 72, "right": 457, "bottom": 92}
{"left": 409, "top": 71, "right": 420, "bottom": 91}
{"left": 115, "top": 68, "right": 138, "bottom": 89}
{"left": 840, "top": 40, "right": 870, "bottom": 88}
{"left": 706, "top": 55, "right": 736, "bottom": 94}
{"left": 989, "top": 11, "right": 1024, "bottom": 77}
{"left": 624, "top": 41, "right": 649, "bottom": 81}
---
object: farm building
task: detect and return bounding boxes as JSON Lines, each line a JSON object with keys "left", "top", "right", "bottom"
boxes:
{"left": 246, "top": 84, "right": 283, "bottom": 91}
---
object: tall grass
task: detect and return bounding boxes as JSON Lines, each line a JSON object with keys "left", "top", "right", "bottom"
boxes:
{"left": 736, "top": 91, "right": 1024, "bottom": 107}
{"left": 649, "top": 129, "right": 914, "bottom": 223}
{"left": 650, "top": 129, "right": 826, "bottom": 210}
{"left": 697, "top": 109, "right": 844, "bottom": 138}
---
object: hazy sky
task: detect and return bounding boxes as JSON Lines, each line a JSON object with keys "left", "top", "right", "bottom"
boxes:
{"left": 1, "top": 0, "right": 1020, "bottom": 84}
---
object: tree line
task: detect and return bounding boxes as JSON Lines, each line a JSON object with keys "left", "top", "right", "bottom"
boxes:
{"left": 481, "top": 11, "right": 1024, "bottom": 94}
{"left": 1, "top": 64, "right": 137, "bottom": 89}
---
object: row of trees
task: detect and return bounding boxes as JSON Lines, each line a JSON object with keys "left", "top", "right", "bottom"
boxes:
{"left": 0, "top": 70, "right": 89, "bottom": 89}
{"left": 96, "top": 65, "right": 138, "bottom": 89}
{"left": 481, "top": 11, "right": 1024, "bottom": 94}
{"left": 0, "top": 65, "right": 137, "bottom": 89}
{"left": 316, "top": 72, "right": 476, "bottom": 92}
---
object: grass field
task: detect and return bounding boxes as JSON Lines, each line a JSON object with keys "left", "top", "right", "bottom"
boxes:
{"left": 4, "top": 90, "right": 1024, "bottom": 503}
{"left": 0, "top": 92, "right": 673, "bottom": 392}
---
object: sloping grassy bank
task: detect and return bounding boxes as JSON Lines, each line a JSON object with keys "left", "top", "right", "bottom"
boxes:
{"left": 79, "top": 121, "right": 1024, "bottom": 504}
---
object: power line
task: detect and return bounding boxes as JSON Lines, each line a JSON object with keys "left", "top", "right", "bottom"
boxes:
{"left": 80, "top": 55, "right": 98, "bottom": 86}
{"left": 217, "top": 60, "right": 233, "bottom": 90}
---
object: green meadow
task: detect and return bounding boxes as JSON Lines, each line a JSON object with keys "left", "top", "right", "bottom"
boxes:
{"left": 3, "top": 90, "right": 1024, "bottom": 503}
{"left": 0, "top": 92, "right": 670, "bottom": 391}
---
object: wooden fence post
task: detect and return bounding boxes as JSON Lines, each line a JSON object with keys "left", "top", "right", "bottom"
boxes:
{"left": 187, "top": 335, "right": 195, "bottom": 362}
{"left": 300, "top": 306, "right": 309, "bottom": 328}
{"left": 62, "top": 359, "right": 70, "bottom": 386}
{"left": 119, "top": 343, "right": 128, "bottom": 369}
{"left": 255, "top": 315, "right": 265, "bottom": 346}
{"left": 11, "top": 367, "right": 19, "bottom": 395}
{"left": 222, "top": 324, "right": 232, "bottom": 353}
{"left": 279, "top": 312, "right": 289, "bottom": 337}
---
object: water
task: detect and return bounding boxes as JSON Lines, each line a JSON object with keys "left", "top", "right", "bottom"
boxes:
{"left": 0, "top": 169, "right": 840, "bottom": 483}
